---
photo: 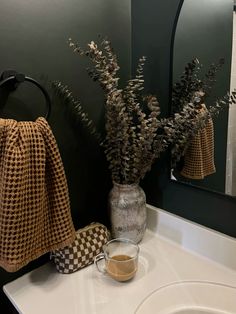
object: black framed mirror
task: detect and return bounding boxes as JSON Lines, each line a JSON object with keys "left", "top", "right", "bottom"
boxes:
{"left": 171, "top": 0, "right": 235, "bottom": 197}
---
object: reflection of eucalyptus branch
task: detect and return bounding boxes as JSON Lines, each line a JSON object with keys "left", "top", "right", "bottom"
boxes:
{"left": 171, "top": 58, "right": 225, "bottom": 113}
{"left": 171, "top": 58, "right": 236, "bottom": 167}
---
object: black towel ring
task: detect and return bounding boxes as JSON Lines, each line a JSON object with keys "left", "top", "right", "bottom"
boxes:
{"left": 0, "top": 70, "right": 51, "bottom": 120}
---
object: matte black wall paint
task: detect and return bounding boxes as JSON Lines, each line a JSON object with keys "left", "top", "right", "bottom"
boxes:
{"left": 0, "top": 0, "right": 131, "bottom": 311}
{"left": 132, "top": 0, "right": 236, "bottom": 239}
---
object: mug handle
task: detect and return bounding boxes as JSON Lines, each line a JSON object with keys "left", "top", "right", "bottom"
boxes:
{"left": 94, "top": 253, "right": 106, "bottom": 274}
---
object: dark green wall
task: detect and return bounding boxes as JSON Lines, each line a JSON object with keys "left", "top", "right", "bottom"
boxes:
{"left": 173, "top": 0, "right": 233, "bottom": 193}
{"left": 0, "top": 1, "right": 131, "bottom": 312}
{"left": 132, "top": 0, "right": 236, "bottom": 239}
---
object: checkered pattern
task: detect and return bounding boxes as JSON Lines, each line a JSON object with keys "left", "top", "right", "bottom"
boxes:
{"left": 51, "top": 223, "right": 110, "bottom": 274}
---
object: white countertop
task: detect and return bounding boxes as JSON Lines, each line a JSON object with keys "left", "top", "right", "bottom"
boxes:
{"left": 3, "top": 206, "right": 236, "bottom": 314}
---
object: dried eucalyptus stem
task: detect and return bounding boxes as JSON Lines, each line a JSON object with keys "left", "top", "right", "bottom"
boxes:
{"left": 58, "top": 38, "right": 179, "bottom": 184}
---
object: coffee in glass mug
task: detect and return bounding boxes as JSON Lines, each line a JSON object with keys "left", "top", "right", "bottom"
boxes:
{"left": 94, "top": 238, "right": 139, "bottom": 282}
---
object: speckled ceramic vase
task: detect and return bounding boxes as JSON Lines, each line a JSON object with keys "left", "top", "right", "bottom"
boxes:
{"left": 108, "top": 182, "right": 147, "bottom": 244}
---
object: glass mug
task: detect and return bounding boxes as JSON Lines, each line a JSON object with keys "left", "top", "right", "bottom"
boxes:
{"left": 94, "top": 238, "right": 139, "bottom": 282}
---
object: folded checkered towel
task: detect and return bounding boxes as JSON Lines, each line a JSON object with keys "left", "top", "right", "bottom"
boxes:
{"left": 0, "top": 117, "right": 76, "bottom": 272}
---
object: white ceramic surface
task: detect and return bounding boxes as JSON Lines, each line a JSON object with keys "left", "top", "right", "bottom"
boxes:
{"left": 3, "top": 206, "right": 236, "bottom": 314}
{"left": 147, "top": 205, "right": 236, "bottom": 271}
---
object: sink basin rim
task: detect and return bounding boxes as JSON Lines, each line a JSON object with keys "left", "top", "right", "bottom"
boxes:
{"left": 135, "top": 280, "right": 236, "bottom": 314}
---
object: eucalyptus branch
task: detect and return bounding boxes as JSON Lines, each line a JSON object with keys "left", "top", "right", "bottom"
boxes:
{"left": 55, "top": 37, "right": 234, "bottom": 184}
{"left": 52, "top": 81, "right": 102, "bottom": 142}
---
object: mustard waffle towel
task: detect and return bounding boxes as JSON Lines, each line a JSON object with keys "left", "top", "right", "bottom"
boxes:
{"left": 180, "top": 117, "right": 216, "bottom": 179}
{"left": 0, "top": 117, "right": 76, "bottom": 272}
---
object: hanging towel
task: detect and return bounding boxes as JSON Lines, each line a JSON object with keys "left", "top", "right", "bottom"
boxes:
{"left": 0, "top": 117, "right": 76, "bottom": 272}
{"left": 180, "top": 112, "right": 216, "bottom": 180}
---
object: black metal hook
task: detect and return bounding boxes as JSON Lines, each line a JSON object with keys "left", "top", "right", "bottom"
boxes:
{"left": 0, "top": 70, "right": 51, "bottom": 120}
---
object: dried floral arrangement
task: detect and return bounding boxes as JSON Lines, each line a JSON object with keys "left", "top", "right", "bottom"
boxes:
{"left": 53, "top": 38, "right": 234, "bottom": 184}
{"left": 170, "top": 58, "right": 236, "bottom": 167}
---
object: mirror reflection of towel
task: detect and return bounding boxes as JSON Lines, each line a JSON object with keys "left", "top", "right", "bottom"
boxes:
{"left": 0, "top": 117, "right": 76, "bottom": 272}
{"left": 180, "top": 117, "right": 216, "bottom": 180}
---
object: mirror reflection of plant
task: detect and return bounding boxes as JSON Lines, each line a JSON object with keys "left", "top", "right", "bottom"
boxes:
{"left": 171, "top": 58, "right": 236, "bottom": 167}
{"left": 171, "top": 58, "right": 225, "bottom": 113}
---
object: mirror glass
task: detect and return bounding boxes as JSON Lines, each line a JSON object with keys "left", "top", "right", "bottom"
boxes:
{"left": 171, "top": 0, "right": 236, "bottom": 196}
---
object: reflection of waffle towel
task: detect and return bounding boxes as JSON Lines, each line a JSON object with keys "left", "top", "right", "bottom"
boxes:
{"left": 0, "top": 117, "right": 75, "bottom": 272}
{"left": 180, "top": 118, "right": 216, "bottom": 179}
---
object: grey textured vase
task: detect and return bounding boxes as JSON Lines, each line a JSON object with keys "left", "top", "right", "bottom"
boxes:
{"left": 108, "top": 182, "right": 147, "bottom": 243}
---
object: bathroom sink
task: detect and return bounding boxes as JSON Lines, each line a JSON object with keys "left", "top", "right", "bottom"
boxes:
{"left": 135, "top": 281, "right": 236, "bottom": 314}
